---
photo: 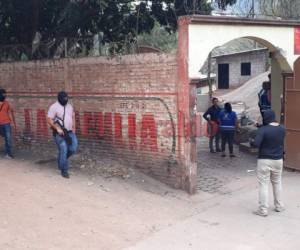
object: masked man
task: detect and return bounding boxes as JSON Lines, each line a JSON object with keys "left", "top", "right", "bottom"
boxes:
{"left": 47, "top": 91, "right": 78, "bottom": 178}
{"left": 0, "top": 89, "right": 16, "bottom": 158}
{"left": 251, "top": 110, "right": 285, "bottom": 217}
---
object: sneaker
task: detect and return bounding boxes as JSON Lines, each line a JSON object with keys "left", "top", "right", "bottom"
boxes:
{"left": 253, "top": 210, "right": 268, "bottom": 217}
{"left": 4, "top": 154, "right": 14, "bottom": 159}
{"left": 210, "top": 150, "right": 216, "bottom": 153}
{"left": 61, "top": 171, "right": 70, "bottom": 179}
{"left": 230, "top": 154, "right": 236, "bottom": 158}
{"left": 275, "top": 207, "right": 285, "bottom": 212}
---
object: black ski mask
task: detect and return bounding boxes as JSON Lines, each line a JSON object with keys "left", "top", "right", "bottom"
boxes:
{"left": 263, "top": 109, "right": 276, "bottom": 125}
{"left": 0, "top": 89, "right": 7, "bottom": 102}
{"left": 58, "top": 91, "right": 68, "bottom": 106}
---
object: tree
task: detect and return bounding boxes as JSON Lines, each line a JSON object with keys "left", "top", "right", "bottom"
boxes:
{"left": 230, "top": 0, "right": 300, "bottom": 19}
{"left": 0, "top": 0, "right": 237, "bottom": 60}
{"left": 259, "top": 0, "right": 300, "bottom": 19}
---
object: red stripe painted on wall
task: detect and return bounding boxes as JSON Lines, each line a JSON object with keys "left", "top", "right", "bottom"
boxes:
{"left": 294, "top": 27, "right": 300, "bottom": 55}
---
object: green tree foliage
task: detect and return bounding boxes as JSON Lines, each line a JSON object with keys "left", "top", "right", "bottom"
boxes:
{"left": 137, "top": 22, "right": 177, "bottom": 52}
{"left": 0, "top": 0, "right": 236, "bottom": 59}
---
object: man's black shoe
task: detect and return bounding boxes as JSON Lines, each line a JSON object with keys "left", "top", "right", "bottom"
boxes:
{"left": 216, "top": 149, "right": 222, "bottom": 152}
{"left": 61, "top": 171, "right": 70, "bottom": 179}
{"left": 210, "top": 150, "right": 216, "bottom": 153}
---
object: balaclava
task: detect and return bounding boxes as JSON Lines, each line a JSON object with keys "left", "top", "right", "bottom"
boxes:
{"left": 0, "top": 89, "right": 6, "bottom": 102}
{"left": 57, "top": 91, "right": 68, "bottom": 106}
{"left": 263, "top": 109, "right": 276, "bottom": 125}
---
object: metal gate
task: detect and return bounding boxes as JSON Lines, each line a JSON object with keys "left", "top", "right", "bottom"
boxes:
{"left": 284, "top": 57, "right": 300, "bottom": 170}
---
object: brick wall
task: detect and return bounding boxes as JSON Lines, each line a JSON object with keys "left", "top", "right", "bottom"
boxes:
{"left": 0, "top": 53, "right": 186, "bottom": 189}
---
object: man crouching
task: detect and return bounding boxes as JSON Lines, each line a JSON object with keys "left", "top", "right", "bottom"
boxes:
{"left": 47, "top": 91, "right": 78, "bottom": 178}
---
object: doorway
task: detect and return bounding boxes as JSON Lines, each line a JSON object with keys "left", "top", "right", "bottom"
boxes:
{"left": 218, "top": 63, "right": 229, "bottom": 89}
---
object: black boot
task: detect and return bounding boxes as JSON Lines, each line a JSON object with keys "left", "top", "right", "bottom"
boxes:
{"left": 61, "top": 171, "right": 70, "bottom": 179}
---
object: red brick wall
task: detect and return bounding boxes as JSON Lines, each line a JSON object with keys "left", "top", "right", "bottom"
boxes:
{"left": 0, "top": 53, "right": 186, "bottom": 189}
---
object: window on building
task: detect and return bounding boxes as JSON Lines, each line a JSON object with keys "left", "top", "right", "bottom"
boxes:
{"left": 241, "top": 62, "right": 251, "bottom": 76}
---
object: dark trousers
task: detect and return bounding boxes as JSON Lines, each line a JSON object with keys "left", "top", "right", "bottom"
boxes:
{"left": 221, "top": 130, "right": 235, "bottom": 154}
{"left": 209, "top": 132, "right": 220, "bottom": 152}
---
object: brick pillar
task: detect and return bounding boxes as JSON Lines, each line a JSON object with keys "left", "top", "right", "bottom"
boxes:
{"left": 177, "top": 17, "right": 197, "bottom": 194}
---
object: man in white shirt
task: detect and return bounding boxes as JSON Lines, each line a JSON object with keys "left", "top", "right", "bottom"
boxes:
{"left": 47, "top": 91, "right": 78, "bottom": 178}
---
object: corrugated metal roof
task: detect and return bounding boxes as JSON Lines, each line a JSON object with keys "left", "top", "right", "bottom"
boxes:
{"left": 211, "top": 38, "right": 266, "bottom": 57}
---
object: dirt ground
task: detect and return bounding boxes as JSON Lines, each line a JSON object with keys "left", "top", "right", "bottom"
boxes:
{"left": 2, "top": 139, "right": 299, "bottom": 250}
{"left": 0, "top": 154, "right": 202, "bottom": 250}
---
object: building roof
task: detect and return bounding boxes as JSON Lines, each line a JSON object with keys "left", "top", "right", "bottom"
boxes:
{"left": 211, "top": 38, "right": 267, "bottom": 58}
{"left": 200, "top": 38, "right": 268, "bottom": 75}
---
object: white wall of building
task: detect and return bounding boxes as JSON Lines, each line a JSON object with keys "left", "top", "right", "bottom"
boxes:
{"left": 188, "top": 23, "right": 297, "bottom": 78}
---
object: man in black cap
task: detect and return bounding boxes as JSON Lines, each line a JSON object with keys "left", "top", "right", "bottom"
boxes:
{"left": 251, "top": 109, "right": 286, "bottom": 217}
{"left": 47, "top": 91, "right": 78, "bottom": 178}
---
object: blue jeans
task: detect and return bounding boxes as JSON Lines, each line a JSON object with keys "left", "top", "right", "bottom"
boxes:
{"left": 54, "top": 132, "right": 78, "bottom": 172}
{"left": 0, "top": 123, "right": 12, "bottom": 156}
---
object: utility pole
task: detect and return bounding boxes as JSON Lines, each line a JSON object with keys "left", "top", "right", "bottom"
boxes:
{"left": 250, "top": 0, "right": 255, "bottom": 18}
{"left": 208, "top": 51, "right": 212, "bottom": 100}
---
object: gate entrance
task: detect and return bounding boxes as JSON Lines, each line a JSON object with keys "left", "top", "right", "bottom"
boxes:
{"left": 177, "top": 15, "right": 300, "bottom": 193}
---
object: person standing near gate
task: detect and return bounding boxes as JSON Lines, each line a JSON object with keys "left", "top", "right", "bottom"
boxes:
{"left": 250, "top": 109, "right": 286, "bottom": 217}
{"left": 0, "top": 88, "right": 16, "bottom": 159}
{"left": 47, "top": 91, "right": 78, "bottom": 178}
{"left": 258, "top": 81, "right": 271, "bottom": 116}
{"left": 219, "top": 102, "right": 238, "bottom": 157}
{"left": 203, "top": 97, "right": 221, "bottom": 153}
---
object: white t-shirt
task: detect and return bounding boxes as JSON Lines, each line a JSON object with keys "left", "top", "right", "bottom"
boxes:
{"left": 48, "top": 102, "right": 74, "bottom": 131}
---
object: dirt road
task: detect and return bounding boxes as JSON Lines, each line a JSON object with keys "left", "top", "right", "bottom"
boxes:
{"left": 0, "top": 158, "right": 198, "bottom": 250}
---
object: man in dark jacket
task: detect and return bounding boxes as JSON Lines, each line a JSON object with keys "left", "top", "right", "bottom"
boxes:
{"left": 250, "top": 109, "right": 285, "bottom": 217}
{"left": 258, "top": 81, "right": 271, "bottom": 116}
{"left": 203, "top": 97, "right": 221, "bottom": 153}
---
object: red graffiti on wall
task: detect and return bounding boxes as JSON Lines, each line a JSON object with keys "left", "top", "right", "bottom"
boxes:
{"left": 140, "top": 114, "right": 158, "bottom": 152}
{"left": 24, "top": 109, "right": 32, "bottom": 135}
{"left": 95, "top": 112, "right": 104, "bottom": 137}
{"left": 83, "top": 112, "right": 95, "bottom": 136}
{"left": 104, "top": 112, "right": 113, "bottom": 139}
{"left": 114, "top": 113, "right": 123, "bottom": 146}
{"left": 128, "top": 113, "right": 137, "bottom": 150}
{"left": 79, "top": 111, "right": 158, "bottom": 151}
{"left": 36, "top": 109, "right": 48, "bottom": 137}
{"left": 21, "top": 109, "right": 160, "bottom": 151}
